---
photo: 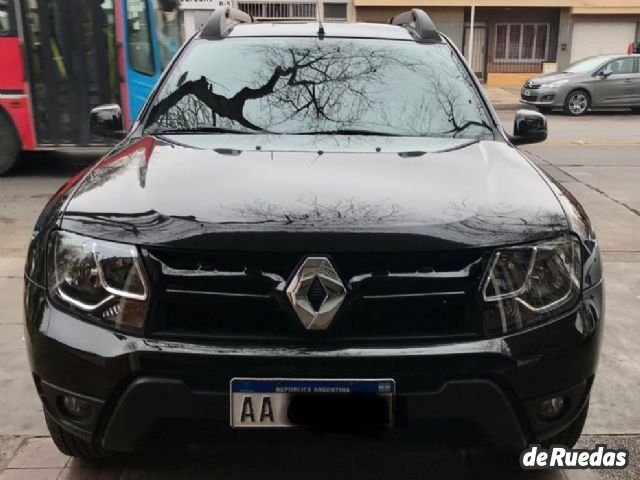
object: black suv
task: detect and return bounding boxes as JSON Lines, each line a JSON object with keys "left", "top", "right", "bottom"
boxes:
{"left": 25, "top": 9, "right": 603, "bottom": 458}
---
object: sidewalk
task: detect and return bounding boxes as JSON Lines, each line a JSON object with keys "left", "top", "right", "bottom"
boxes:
{"left": 483, "top": 85, "right": 522, "bottom": 110}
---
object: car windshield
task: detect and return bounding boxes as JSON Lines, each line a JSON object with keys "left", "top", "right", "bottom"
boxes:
{"left": 144, "top": 37, "right": 493, "bottom": 139}
{"left": 564, "top": 56, "right": 609, "bottom": 73}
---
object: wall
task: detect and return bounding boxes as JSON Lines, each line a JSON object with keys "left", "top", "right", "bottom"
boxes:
{"left": 355, "top": 6, "right": 465, "bottom": 48}
{"left": 354, "top": 1, "right": 640, "bottom": 8}
{"left": 555, "top": 8, "right": 574, "bottom": 70}
{"left": 569, "top": 15, "right": 640, "bottom": 62}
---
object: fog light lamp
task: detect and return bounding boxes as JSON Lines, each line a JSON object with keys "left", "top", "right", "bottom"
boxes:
{"left": 61, "top": 395, "right": 90, "bottom": 418}
{"left": 539, "top": 397, "right": 565, "bottom": 419}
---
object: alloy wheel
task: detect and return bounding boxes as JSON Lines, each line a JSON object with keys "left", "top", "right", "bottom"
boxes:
{"left": 568, "top": 93, "right": 588, "bottom": 115}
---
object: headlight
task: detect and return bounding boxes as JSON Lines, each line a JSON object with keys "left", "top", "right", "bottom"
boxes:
{"left": 47, "top": 231, "right": 149, "bottom": 333}
{"left": 541, "top": 79, "right": 569, "bottom": 88}
{"left": 482, "top": 236, "right": 581, "bottom": 336}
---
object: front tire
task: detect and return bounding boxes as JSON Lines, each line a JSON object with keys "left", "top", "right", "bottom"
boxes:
{"left": 0, "top": 112, "right": 21, "bottom": 175}
{"left": 45, "top": 411, "right": 113, "bottom": 460}
{"left": 564, "top": 90, "right": 590, "bottom": 116}
{"left": 541, "top": 399, "right": 589, "bottom": 448}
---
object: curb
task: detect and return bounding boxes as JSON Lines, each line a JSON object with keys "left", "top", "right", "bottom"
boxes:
{"left": 492, "top": 102, "right": 529, "bottom": 111}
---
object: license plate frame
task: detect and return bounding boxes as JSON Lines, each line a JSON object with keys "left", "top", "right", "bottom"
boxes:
{"left": 524, "top": 89, "right": 532, "bottom": 96}
{"left": 230, "top": 378, "right": 395, "bottom": 429}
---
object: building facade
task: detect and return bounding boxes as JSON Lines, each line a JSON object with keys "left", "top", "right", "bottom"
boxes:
{"left": 354, "top": 1, "right": 640, "bottom": 85}
{"left": 181, "top": 0, "right": 357, "bottom": 39}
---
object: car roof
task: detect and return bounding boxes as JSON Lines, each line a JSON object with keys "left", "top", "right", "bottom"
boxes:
{"left": 581, "top": 54, "right": 639, "bottom": 62}
{"left": 225, "top": 22, "right": 421, "bottom": 42}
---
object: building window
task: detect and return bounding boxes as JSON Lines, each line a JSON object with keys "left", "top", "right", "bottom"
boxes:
{"left": 126, "top": 0, "right": 155, "bottom": 75}
{"left": 237, "top": 2, "right": 316, "bottom": 21}
{"left": 495, "top": 23, "right": 549, "bottom": 62}
{"left": 324, "top": 3, "right": 347, "bottom": 21}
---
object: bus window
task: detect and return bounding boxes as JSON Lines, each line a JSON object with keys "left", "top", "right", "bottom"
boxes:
{"left": 126, "top": 0, "right": 155, "bottom": 75}
{"left": 0, "top": 0, "right": 12, "bottom": 35}
{"left": 97, "top": 0, "right": 119, "bottom": 104}
{"left": 153, "top": 0, "right": 180, "bottom": 69}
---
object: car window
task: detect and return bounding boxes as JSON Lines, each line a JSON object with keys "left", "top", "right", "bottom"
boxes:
{"left": 602, "top": 57, "right": 635, "bottom": 75}
{"left": 564, "top": 56, "right": 609, "bottom": 74}
{"left": 144, "top": 37, "right": 493, "bottom": 140}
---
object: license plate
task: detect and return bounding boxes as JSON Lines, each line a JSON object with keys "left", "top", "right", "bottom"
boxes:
{"left": 230, "top": 378, "right": 395, "bottom": 428}
{"left": 524, "top": 89, "right": 532, "bottom": 96}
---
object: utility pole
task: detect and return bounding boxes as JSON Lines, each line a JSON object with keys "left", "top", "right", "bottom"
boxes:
{"left": 468, "top": 0, "right": 476, "bottom": 66}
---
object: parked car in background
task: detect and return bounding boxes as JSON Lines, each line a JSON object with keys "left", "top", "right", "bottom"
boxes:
{"left": 521, "top": 54, "right": 640, "bottom": 116}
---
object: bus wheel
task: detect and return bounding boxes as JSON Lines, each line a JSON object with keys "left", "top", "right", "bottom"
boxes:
{"left": 0, "top": 113, "right": 21, "bottom": 175}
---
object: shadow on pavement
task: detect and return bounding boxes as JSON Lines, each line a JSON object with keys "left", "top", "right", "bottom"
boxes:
{"left": 6, "top": 149, "right": 105, "bottom": 179}
{"left": 57, "top": 434, "right": 562, "bottom": 480}
{"left": 537, "top": 109, "right": 639, "bottom": 117}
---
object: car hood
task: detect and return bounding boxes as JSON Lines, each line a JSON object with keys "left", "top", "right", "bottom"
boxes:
{"left": 60, "top": 136, "right": 568, "bottom": 252}
{"left": 527, "top": 72, "right": 572, "bottom": 86}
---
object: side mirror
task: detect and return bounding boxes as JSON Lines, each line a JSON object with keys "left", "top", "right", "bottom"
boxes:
{"left": 597, "top": 70, "right": 611, "bottom": 79}
{"left": 90, "top": 104, "right": 125, "bottom": 140}
{"left": 510, "top": 109, "right": 547, "bottom": 146}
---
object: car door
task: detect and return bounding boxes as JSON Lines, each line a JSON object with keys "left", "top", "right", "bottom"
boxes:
{"left": 629, "top": 57, "right": 640, "bottom": 105}
{"left": 591, "top": 57, "right": 636, "bottom": 106}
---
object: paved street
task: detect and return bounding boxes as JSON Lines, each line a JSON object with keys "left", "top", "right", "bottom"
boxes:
{"left": 500, "top": 110, "right": 640, "bottom": 441}
{"left": 0, "top": 111, "right": 639, "bottom": 479}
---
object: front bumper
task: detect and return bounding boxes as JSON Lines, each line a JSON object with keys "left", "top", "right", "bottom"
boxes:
{"left": 25, "top": 279, "right": 604, "bottom": 452}
{"left": 520, "top": 86, "right": 563, "bottom": 107}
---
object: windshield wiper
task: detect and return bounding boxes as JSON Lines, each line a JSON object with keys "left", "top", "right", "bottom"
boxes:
{"left": 292, "top": 129, "right": 401, "bottom": 136}
{"left": 146, "top": 126, "right": 255, "bottom": 135}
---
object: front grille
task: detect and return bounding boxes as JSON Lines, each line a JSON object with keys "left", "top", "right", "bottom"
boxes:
{"left": 522, "top": 94, "right": 538, "bottom": 102}
{"left": 144, "top": 248, "right": 489, "bottom": 345}
{"left": 525, "top": 83, "right": 542, "bottom": 90}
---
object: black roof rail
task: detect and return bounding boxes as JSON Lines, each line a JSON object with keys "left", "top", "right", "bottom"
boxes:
{"left": 389, "top": 9, "right": 441, "bottom": 43}
{"left": 201, "top": 7, "right": 254, "bottom": 39}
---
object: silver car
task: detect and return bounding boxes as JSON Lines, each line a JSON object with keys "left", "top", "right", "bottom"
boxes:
{"left": 521, "top": 54, "right": 640, "bottom": 116}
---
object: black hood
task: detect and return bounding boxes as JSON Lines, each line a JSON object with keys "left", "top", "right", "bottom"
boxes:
{"left": 60, "top": 136, "right": 568, "bottom": 252}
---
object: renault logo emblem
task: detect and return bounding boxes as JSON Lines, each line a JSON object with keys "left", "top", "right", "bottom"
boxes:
{"left": 286, "top": 257, "right": 346, "bottom": 330}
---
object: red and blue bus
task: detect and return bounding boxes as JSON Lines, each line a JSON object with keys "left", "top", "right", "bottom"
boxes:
{"left": 0, "top": 0, "right": 181, "bottom": 174}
